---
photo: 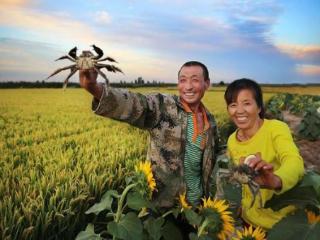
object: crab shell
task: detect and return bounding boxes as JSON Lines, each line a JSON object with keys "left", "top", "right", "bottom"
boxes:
{"left": 76, "top": 51, "right": 95, "bottom": 70}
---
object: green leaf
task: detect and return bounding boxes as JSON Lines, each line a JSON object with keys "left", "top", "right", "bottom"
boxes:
{"left": 125, "top": 176, "right": 134, "bottom": 185}
{"left": 223, "top": 183, "right": 242, "bottom": 208}
{"left": 85, "top": 190, "right": 119, "bottom": 215}
{"left": 75, "top": 224, "right": 103, "bottom": 240}
{"left": 107, "top": 212, "right": 143, "bottom": 240}
{"left": 127, "top": 191, "right": 153, "bottom": 211}
{"left": 268, "top": 210, "right": 320, "bottom": 240}
{"left": 189, "top": 233, "right": 213, "bottom": 240}
{"left": 199, "top": 208, "right": 224, "bottom": 236}
{"left": 189, "top": 232, "right": 199, "bottom": 240}
{"left": 144, "top": 216, "right": 165, "bottom": 240}
{"left": 184, "top": 209, "right": 202, "bottom": 226}
{"left": 265, "top": 186, "right": 318, "bottom": 210}
{"left": 161, "top": 220, "right": 183, "bottom": 240}
{"left": 171, "top": 208, "right": 181, "bottom": 219}
{"left": 265, "top": 172, "right": 320, "bottom": 211}
{"left": 300, "top": 171, "right": 320, "bottom": 195}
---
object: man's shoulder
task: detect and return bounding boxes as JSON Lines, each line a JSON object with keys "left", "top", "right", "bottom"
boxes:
{"left": 146, "top": 92, "right": 180, "bottom": 108}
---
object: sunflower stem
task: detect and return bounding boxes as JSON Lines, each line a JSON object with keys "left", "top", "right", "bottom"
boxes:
{"left": 197, "top": 218, "right": 210, "bottom": 237}
{"left": 161, "top": 210, "right": 174, "bottom": 218}
{"left": 114, "top": 183, "right": 137, "bottom": 223}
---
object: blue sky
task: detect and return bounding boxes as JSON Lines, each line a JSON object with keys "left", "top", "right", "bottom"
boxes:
{"left": 0, "top": 0, "right": 319, "bottom": 84}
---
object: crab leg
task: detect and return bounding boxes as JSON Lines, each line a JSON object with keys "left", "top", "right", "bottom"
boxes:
{"left": 97, "top": 56, "right": 118, "bottom": 63}
{"left": 248, "top": 181, "right": 261, "bottom": 208}
{"left": 46, "top": 64, "right": 76, "bottom": 79}
{"left": 96, "top": 63, "right": 123, "bottom": 73}
{"left": 215, "top": 175, "right": 225, "bottom": 200}
{"left": 215, "top": 168, "right": 231, "bottom": 199}
{"left": 94, "top": 67, "right": 109, "bottom": 85}
{"left": 63, "top": 67, "right": 78, "bottom": 89}
{"left": 55, "top": 55, "right": 76, "bottom": 62}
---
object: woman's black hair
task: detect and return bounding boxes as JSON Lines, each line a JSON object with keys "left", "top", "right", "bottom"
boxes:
{"left": 224, "top": 78, "right": 265, "bottom": 118}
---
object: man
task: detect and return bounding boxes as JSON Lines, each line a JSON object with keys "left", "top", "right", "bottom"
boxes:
{"left": 79, "top": 61, "right": 220, "bottom": 208}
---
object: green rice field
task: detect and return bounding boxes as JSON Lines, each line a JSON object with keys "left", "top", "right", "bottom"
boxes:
{"left": 0, "top": 86, "right": 319, "bottom": 239}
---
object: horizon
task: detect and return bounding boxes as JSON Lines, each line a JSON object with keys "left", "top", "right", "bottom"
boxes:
{"left": 0, "top": 0, "right": 320, "bottom": 84}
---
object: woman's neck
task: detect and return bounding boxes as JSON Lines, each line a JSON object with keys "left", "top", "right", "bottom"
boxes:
{"left": 237, "top": 118, "right": 263, "bottom": 141}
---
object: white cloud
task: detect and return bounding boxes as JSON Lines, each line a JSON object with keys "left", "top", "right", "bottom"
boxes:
{"left": 296, "top": 64, "right": 320, "bottom": 76}
{"left": 94, "top": 11, "right": 112, "bottom": 25}
{"left": 276, "top": 43, "right": 320, "bottom": 61}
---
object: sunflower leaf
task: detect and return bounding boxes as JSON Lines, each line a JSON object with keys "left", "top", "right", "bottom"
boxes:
{"left": 144, "top": 216, "right": 165, "bottom": 240}
{"left": 189, "top": 233, "right": 212, "bottom": 240}
{"left": 161, "top": 221, "right": 183, "bottom": 240}
{"left": 85, "top": 190, "right": 119, "bottom": 215}
{"left": 75, "top": 224, "right": 103, "bottom": 240}
{"left": 161, "top": 220, "right": 183, "bottom": 240}
{"left": 299, "top": 171, "right": 320, "bottom": 195}
{"left": 268, "top": 209, "right": 320, "bottom": 240}
{"left": 125, "top": 176, "right": 134, "bottom": 185}
{"left": 127, "top": 191, "right": 155, "bottom": 211}
{"left": 265, "top": 171, "right": 320, "bottom": 211}
{"left": 184, "top": 209, "right": 202, "bottom": 226}
{"left": 172, "top": 208, "right": 180, "bottom": 218}
{"left": 107, "top": 212, "right": 143, "bottom": 240}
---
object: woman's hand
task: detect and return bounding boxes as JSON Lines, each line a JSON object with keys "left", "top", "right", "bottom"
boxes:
{"left": 241, "top": 153, "right": 282, "bottom": 191}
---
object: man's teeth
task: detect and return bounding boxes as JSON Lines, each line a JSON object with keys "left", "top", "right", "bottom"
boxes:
{"left": 185, "top": 93, "right": 194, "bottom": 96}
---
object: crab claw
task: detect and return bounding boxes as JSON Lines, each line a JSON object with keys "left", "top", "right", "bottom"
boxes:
{"left": 91, "top": 44, "right": 104, "bottom": 59}
{"left": 68, "top": 47, "right": 78, "bottom": 59}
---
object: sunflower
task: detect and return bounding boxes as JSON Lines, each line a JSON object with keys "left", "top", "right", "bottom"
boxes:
{"left": 307, "top": 211, "right": 320, "bottom": 224}
{"left": 179, "top": 192, "right": 192, "bottom": 210}
{"left": 135, "top": 161, "right": 156, "bottom": 193}
{"left": 233, "top": 225, "right": 266, "bottom": 240}
{"left": 201, "top": 197, "right": 235, "bottom": 240}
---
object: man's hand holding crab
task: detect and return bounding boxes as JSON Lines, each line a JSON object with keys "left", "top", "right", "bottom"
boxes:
{"left": 79, "top": 69, "right": 103, "bottom": 100}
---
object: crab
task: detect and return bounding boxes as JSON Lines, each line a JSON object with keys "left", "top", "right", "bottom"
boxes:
{"left": 46, "top": 45, "right": 123, "bottom": 88}
{"left": 216, "top": 163, "right": 262, "bottom": 208}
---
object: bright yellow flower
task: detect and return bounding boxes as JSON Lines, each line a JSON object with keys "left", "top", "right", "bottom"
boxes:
{"left": 179, "top": 192, "right": 192, "bottom": 209}
{"left": 201, "top": 197, "right": 235, "bottom": 240}
{"left": 233, "top": 225, "right": 266, "bottom": 240}
{"left": 307, "top": 211, "right": 320, "bottom": 224}
{"left": 135, "top": 161, "right": 156, "bottom": 192}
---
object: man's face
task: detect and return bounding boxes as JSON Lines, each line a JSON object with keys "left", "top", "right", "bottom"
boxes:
{"left": 178, "top": 65, "right": 209, "bottom": 108}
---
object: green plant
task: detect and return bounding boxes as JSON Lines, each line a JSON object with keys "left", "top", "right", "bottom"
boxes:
{"left": 215, "top": 154, "right": 320, "bottom": 240}
{"left": 76, "top": 161, "right": 238, "bottom": 240}
{"left": 297, "top": 105, "right": 320, "bottom": 140}
{"left": 265, "top": 170, "right": 320, "bottom": 239}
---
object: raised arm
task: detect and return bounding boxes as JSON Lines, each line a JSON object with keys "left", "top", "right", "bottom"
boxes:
{"left": 79, "top": 69, "right": 164, "bottom": 130}
{"left": 79, "top": 69, "right": 103, "bottom": 100}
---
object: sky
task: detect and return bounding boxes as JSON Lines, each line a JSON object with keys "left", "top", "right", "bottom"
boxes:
{"left": 0, "top": 0, "right": 320, "bottom": 84}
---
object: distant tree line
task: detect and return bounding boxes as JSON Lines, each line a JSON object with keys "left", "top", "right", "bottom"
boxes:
{"left": 0, "top": 79, "right": 318, "bottom": 89}
{"left": 0, "top": 77, "right": 177, "bottom": 89}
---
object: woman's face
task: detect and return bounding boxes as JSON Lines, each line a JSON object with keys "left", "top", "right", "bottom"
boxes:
{"left": 227, "top": 89, "right": 261, "bottom": 131}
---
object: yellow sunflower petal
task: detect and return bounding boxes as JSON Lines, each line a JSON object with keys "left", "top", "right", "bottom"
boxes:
{"left": 135, "top": 161, "right": 157, "bottom": 194}
{"left": 179, "top": 192, "right": 192, "bottom": 209}
{"left": 307, "top": 211, "right": 320, "bottom": 224}
{"left": 201, "top": 197, "right": 235, "bottom": 240}
{"left": 234, "top": 225, "right": 266, "bottom": 240}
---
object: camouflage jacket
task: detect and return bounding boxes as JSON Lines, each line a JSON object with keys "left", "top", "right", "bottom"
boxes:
{"left": 92, "top": 85, "right": 220, "bottom": 208}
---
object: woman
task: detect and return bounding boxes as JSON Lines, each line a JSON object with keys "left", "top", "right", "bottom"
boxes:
{"left": 224, "top": 78, "right": 304, "bottom": 230}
